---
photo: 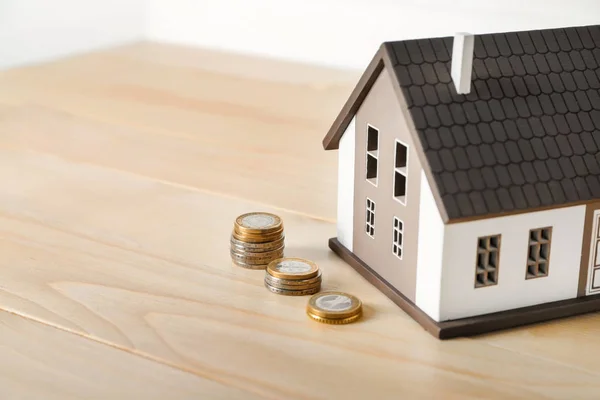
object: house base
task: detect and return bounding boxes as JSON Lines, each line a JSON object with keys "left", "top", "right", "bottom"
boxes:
{"left": 329, "top": 237, "right": 600, "bottom": 339}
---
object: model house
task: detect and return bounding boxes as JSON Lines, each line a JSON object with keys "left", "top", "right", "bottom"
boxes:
{"left": 323, "top": 24, "right": 600, "bottom": 339}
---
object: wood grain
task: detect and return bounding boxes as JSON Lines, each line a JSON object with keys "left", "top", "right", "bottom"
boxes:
{"left": 0, "top": 43, "right": 358, "bottom": 221}
{"left": 0, "top": 43, "right": 599, "bottom": 399}
{"left": 0, "top": 310, "right": 262, "bottom": 400}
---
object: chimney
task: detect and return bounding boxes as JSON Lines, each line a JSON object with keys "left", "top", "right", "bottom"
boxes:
{"left": 451, "top": 33, "right": 474, "bottom": 94}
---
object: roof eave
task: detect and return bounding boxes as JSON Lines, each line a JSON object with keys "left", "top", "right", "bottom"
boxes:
{"left": 322, "top": 45, "right": 387, "bottom": 150}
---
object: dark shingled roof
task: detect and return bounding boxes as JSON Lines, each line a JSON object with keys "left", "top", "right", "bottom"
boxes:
{"left": 324, "top": 25, "right": 600, "bottom": 222}
{"left": 386, "top": 26, "right": 600, "bottom": 220}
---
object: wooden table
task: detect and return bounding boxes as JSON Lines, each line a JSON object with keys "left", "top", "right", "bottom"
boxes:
{"left": 0, "top": 42, "right": 598, "bottom": 399}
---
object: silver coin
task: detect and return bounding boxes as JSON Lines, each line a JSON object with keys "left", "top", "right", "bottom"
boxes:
{"left": 230, "top": 243, "right": 285, "bottom": 255}
{"left": 230, "top": 236, "right": 285, "bottom": 251}
{"left": 232, "top": 259, "right": 268, "bottom": 270}
{"left": 315, "top": 294, "right": 353, "bottom": 311}
{"left": 230, "top": 250, "right": 283, "bottom": 263}
{"left": 272, "top": 259, "right": 313, "bottom": 274}
{"left": 264, "top": 282, "right": 321, "bottom": 296}
{"left": 264, "top": 270, "right": 322, "bottom": 287}
{"left": 241, "top": 213, "right": 277, "bottom": 229}
{"left": 264, "top": 280, "right": 321, "bottom": 291}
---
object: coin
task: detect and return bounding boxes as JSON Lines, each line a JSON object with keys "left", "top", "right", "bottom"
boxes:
{"left": 235, "top": 212, "right": 282, "bottom": 235}
{"left": 306, "top": 292, "right": 362, "bottom": 319}
{"left": 230, "top": 249, "right": 284, "bottom": 263}
{"left": 232, "top": 259, "right": 269, "bottom": 270}
{"left": 264, "top": 270, "right": 322, "bottom": 287}
{"left": 232, "top": 230, "right": 284, "bottom": 244}
{"left": 306, "top": 311, "right": 362, "bottom": 325}
{"left": 230, "top": 236, "right": 285, "bottom": 252}
{"left": 264, "top": 282, "right": 321, "bottom": 296}
{"left": 230, "top": 212, "right": 285, "bottom": 270}
{"left": 266, "top": 258, "right": 319, "bottom": 280}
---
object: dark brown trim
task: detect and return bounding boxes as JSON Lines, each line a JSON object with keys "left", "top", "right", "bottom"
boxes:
{"left": 330, "top": 237, "right": 600, "bottom": 339}
{"left": 322, "top": 46, "right": 385, "bottom": 151}
{"left": 579, "top": 202, "right": 600, "bottom": 296}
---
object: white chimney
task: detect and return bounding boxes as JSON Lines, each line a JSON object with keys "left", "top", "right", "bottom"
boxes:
{"left": 451, "top": 33, "right": 475, "bottom": 94}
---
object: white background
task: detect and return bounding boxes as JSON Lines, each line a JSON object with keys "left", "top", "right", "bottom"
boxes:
{"left": 2, "top": 0, "right": 600, "bottom": 69}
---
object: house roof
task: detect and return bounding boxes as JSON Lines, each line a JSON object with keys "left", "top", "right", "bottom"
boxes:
{"left": 323, "top": 25, "right": 600, "bottom": 222}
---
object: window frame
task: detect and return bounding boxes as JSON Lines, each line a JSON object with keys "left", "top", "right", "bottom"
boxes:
{"left": 474, "top": 234, "right": 501, "bottom": 288}
{"left": 526, "top": 226, "right": 552, "bottom": 279}
{"left": 366, "top": 124, "right": 379, "bottom": 187}
{"left": 392, "top": 217, "right": 404, "bottom": 260}
{"left": 365, "top": 197, "right": 375, "bottom": 238}
{"left": 393, "top": 139, "right": 409, "bottom": 205}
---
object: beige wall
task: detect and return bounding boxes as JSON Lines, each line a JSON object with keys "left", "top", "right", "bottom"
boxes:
{"left": 352, "top": 68, "right": 424, "bottom": 301}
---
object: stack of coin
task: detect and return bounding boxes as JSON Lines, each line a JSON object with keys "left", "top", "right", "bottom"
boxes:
{"left": 264, "top": 257, "right": 321, "bottom": 296}
{"left": 306, "top": 292, "right": 363, "bottom": 324}
{"left": 231, "top": 212, "right": 285, "bottom": 269}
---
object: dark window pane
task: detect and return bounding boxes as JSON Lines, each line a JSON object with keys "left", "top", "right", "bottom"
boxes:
{"left": 542, "top": 227, "right": 551, "bottom": 240}
{"left": 394, "top": 171, "right": 407, "bottom": 197}
{"left": 478, "top": 237, "right": 487, "bottom": 249}
{"left": 489, "top": 251, "right": 498, "bottom": 267}
{"left": 530, "top": 229, "right": 539, "bottom": 241}
{"left": 367, "top": 155, "right": 378, "bottom": 179}
{"left": 477, "top": 253, "right": 486, "bottom": 268}
{"left": 396, "top": 141, "right": 408, "bottom": 168}
{"left": 540, "top": 243, "right": 549, "bottom": 260}
{"left": 367, "top": 126, "right": 379, "bottom": 151}
{"left": 489, "top": 235, "right": 499, "bottom": 249}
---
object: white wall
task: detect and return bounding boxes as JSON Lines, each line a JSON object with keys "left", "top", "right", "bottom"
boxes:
{"left": 415, "top": 172, "right": 444, "bottom": 320}
{"left": 337, "top": 117, "right": 356, "bottom": 251}
{"left": 0, "top": 0, "right": 145, "bottom": 69}
{"left": 145, "top": 0, "right": 600, "bottom": 69}
{"left": 439, "top": 205, "right": 586, "bottom": 321}
{"left": 4, "top": 0, "right": 600, "bottom": 70}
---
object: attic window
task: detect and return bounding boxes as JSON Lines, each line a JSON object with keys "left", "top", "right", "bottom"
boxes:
{"left": 366, "top": 125, "right": 378, "bottom": 186}
{"left": 394, "top": 140, "right": 408, "bottom": 204}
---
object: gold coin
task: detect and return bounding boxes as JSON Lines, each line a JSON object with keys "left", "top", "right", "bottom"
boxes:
{"left": 264, "top": 282, "right": 321, "bottom": 296}
{"left": 266, "top": 258, "right": 319, "bottom": 280}
{"left": 232, "top": 259, "right": 268, "bottom": 270}
{"left": 234, "top": 212, "right": 282, "bottom": 235}
{"left": 306, "top": 311, "right": 362, "bottom": 325}
{"left": 306, "top": 291, "right": 362, "bottom": 319}
{"left": 265, "top": 281, "right": 321, "bottom": 291}
{"left": 230, "top": 236, "right": 285, "bottom": 252}
{"left": 232, "top": 230, "right": 284, "bottom": 243}
{"left": 264, "top": 270, "right": 322, "bottom": 287}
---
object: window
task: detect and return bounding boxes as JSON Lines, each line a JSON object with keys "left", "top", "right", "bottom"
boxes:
{"left": 365, "top": 198, "right": 375, "bottom": 238}
{"left": 475, "top": 235, "right": 501, "bottom": 288}
{"left": 366, "top": 125, "right": 378, "bottom": 185}
{"left": 394, "top": 140, "right": 408, "bottom": 204}
{"left": 526, "top": 227, "right": 552, "bottom": 279}
{"left": 392, "top": 217, "right": 404, "bottom": 259}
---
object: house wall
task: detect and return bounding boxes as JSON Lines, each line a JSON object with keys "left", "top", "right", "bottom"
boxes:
{"left": 337, "top": 118, "right": 356, "bottom": 251}
{"left": 438, "top": 205, "right": 586, "bottom": 321}
{"left": 352, "top": 67, "right": 424, "bottom": 301}
{"left": 415, "top": 171, "right": 445, "bottom": 320}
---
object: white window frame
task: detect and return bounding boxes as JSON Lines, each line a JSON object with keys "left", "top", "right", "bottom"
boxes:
{"left": 393, "top": 139, "right": 409, "bottom": 205}
{"left": 392, "top": 217, "right": 404, "bottom": 260}
{"left": 366, "top": 124, "right": 379, "bottom": 187}
{"left": 366, "top": 198, "right": 375, "bottom": 238}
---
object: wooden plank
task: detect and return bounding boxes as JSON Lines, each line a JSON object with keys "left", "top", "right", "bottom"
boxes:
{"left": 0, "top": 310, "right": 263, "bottom": 400}
{"left": 0, "top": 148, "right": 597, "bottom": 399}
